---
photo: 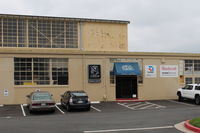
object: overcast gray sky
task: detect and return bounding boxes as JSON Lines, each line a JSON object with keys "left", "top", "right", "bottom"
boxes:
{"left": 0, "top": 0, "right": 200, "bottom": 53}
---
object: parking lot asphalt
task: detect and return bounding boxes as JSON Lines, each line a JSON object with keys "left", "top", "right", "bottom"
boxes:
{"left": 0, "top": 100, "right": 199, "bottom": 133}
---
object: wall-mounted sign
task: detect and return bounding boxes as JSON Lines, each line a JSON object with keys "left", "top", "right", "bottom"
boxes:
{"left": 4, "top": 89, "right": 8, "bottom": 96}
{"left": 145, "top": 65, "right": 157, "bottom": 78}
{"left": 88, "top": 65, "right": 101, "bottom": 83}
{"left": 160, "top": 65, "right": 178, "bottom": 77}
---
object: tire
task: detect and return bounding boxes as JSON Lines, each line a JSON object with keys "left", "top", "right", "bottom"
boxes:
{"left": 66, "top": 104, "right": 71, "bottom": 111}
{"left": 86, "top": 107, "right": 90, "bottom": 111}
{"left": 29, "top": 109, "right": 33, "bottom": 114}
{"left": 195, "top": 95, "right": 200, "bottom": 105}
{"left": 178, "top": 93, "right": 183, "bottom": 102}
{"left": 60, "top": 99, "right": 63, "bottom": 107}
{"left": 51, "top": 109, "right": 55, "bottom": 113}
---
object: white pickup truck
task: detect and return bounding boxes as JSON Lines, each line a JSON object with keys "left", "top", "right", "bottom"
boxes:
{"left": 177, "top": 84, "right": 200, "bottom": 105}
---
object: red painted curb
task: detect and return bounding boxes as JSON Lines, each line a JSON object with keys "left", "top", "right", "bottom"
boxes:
{"left": 184, "top": 120, "right": 200, "bottom": 133}
{"left": 116, "top": 100, "right": 146, "bottom": 103}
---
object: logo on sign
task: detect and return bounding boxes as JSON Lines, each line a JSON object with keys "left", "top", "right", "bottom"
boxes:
{"left": 148, "top": 65, "right": 154, "bottom": 73}
{"left": 122, "top": 65, "right": 134, "bottom": 71}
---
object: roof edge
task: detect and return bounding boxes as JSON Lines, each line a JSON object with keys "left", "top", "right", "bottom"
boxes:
{"left": 0, "top": 13, "right": 130, "bottom": 24}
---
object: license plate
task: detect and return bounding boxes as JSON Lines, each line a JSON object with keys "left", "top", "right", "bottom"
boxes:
{"left": 78, "top": 101, "right": 83, "bottom": 103}
{"left": 41, "top": 103, "right": 46, "bottom": 106}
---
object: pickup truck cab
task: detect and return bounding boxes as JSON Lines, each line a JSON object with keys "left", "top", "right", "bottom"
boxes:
{"left": 177, "top": 84, "right": 200, "bottom": 105}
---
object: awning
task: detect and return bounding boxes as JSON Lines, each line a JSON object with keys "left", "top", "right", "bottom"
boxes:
{"left": 113, "top": 62, "right": 141, "bottom": 75}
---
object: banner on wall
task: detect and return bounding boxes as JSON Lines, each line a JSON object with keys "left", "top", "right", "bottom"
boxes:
{"left": 160, "top": 65, "right": 178, "bottom": 77}
{"left": 88, "top": 65, "right": 101, "bottom": 83}
{"left": 145, "top": 65, "right": 157, "bottom": 78}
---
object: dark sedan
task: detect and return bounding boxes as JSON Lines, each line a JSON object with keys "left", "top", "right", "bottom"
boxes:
{"left": 60, "top": 91, "right": 90, "bottom": 111}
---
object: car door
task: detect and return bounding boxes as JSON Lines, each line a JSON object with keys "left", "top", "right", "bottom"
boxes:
{"left": 187, "top": 85, "right": 195, "bottom": 99}
{"left": 184, "top": 85, "right": 194, "bottom": 98}
{"left": 181, "top": 86, "right": 188, "bottom": 97}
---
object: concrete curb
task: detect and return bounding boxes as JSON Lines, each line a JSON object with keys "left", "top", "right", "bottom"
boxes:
{"left": 185, "top": 120, "right": 200, "bottom": 133}
{"left": 174, "top": 121, "right": 195, "bottom": 133}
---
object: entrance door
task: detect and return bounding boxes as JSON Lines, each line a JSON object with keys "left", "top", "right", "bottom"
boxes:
{"left": 116, "top": 76, "right": 137, "bottom": 99}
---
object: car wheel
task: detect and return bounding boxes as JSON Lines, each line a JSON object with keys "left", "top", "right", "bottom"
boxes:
{"left": 29, "top": 109, "right": 33, "bottom": 114}
{"left": 195, "top": 95, "right": 200, "bottom": 105}
{"left": 178, "top": 93, "right": 183, "bottom": 102}
{"left": 61, "top": 99, "right": 63, "bottom": 106}
{"left": 66, "top": 104, "right": 71, "bottom": 111}
{"left": 86, "top": 107, "right": 90, "bottom": 111}
{"left": 51, "top": 109, "right": 55, "bottom": 113}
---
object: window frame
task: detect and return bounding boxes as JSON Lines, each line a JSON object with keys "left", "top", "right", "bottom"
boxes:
{"left": 14, "top": 57, "right": 68, "bottom": 86}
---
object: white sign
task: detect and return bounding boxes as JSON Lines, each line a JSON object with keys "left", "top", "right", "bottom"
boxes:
{"left": 4, "top": 89, "right": 8, "bottom": 96}
{"left": 145, "top": 65, "right": 157, "bottom": 78}
{"left": 122, "top": 65, "right": 134, "bottom": 71}
{"left": 160, "top": 65, "right": 178, "bottom": 77}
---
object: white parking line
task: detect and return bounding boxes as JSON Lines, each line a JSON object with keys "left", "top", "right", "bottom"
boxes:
{"left": 83, "top": 125, "right": 174, "bottom": 133}
{"left": 167, "top": 100, "right": 196, "bottom": 107}
{"left": 91, "top": 106, "right": 101, "bottom": 112}
{"left": 20, "top": 104, "right": 26, "bottom": 117}
{"left": 126, "top": 102, "right": 142, "bottom": 107}
{"left": 131, "top": 102, "right": 149, "bottom": 109}
{"left": 146, "top": 102, "right": 166, "bottom": 109}
{"left": 140, "top": 104, "right": 155, "bottom": 109}
{"left": 55, "top": 105, "right": 65, "bottom": 114}
{"left": 117, "top": 103, "right": 135, "bottom": 110}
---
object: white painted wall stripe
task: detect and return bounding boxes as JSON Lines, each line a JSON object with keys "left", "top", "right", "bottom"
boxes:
{"left": 83, "top": 126, "right": 174, "bottom": 133}
{"left": 20, "top": 104, "right": 26, "bottom": 117}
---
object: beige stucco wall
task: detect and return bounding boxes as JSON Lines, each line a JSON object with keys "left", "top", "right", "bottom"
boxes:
{"left": 82, "top": 22, "right": 128, "bottom": 51}
{"left": 138, "top": 58, "right": 179, "bottom": 100}
{"left": 0, "top": 52, "right": 197, "bottom": 104}
{"left": 0, "top": 58, "right": 14, "bottom": 104}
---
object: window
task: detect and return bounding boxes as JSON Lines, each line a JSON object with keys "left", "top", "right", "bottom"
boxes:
{"left": 3, "top": 18, "right": 17, "bottom": 47}
{"left": 195, "top": 77, "right": 200, "bottom": 84}
{"left": 195, "top": 86, "right": 200, "bottom": 90}
{"left": 184, "top": 60, "right": 200, "bottom": 74}
{"left": 194, "top": 60, "right": 200, "bottom": 71}
{"left": 66, "top": 21, "right": 78, "bottom": 48}
{"left": 184, "top": 85, "right": 193, "bottom": 90}
{"left": 14, "top": 58, "right": 32, "bottom": 85}
{"left": 185, "top": 60, "right": 193, "bottom": 74}
{"left": 52, "top": 21, "right": 65, "bottom": 48}
{"left": 185, "top": 77, "right": 192, "bottom": 84}
{"left": 38, "top": 20, "right": 51, "bottom": 48}
{"left": 0, "top": 18, "right": 78, "bottom": 48}
{"left": 33, "top": 58, "right": 50, "bottom": 85}
{"left": 14, "top": 58, "right": 68, "bottom": 85}
{"left": 52, "top": 58, "right": 68, "bottom": 85}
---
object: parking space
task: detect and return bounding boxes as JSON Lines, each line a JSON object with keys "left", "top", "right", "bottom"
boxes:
{"left": 117, "top": 101, "right": 166, "bottom": 110}
{"left": 0, "top": 105, "right": 23, "bottom": 118}
{"left": 22, "top": 104, "right": 63, "bottom": 117}
{"left": 0, "top": 100, "right": 199, "bottom": 118}
{"left": 55, "top": 104, "right": 97, "bottom": 114}
{"left": 150, "top": 99, "right": 197, "bottom": 109}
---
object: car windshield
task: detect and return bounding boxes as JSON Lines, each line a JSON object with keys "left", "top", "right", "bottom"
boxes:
{"left": 32, "top": 93, "right": 52, "bottom": 100}
{"left": 71, "top": 92, "right": 87, "bottom": 97}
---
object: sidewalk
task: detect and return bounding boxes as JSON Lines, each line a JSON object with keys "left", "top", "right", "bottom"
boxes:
{"left": 175, "top": 121, "right": 195, "bottom": 133}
